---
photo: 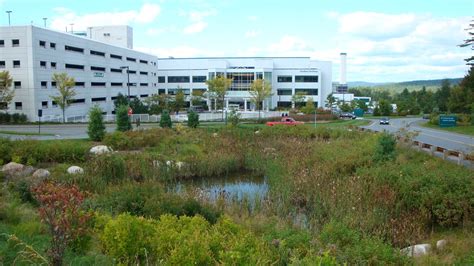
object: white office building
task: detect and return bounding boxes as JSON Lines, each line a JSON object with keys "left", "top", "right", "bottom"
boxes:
{"left": 0, "top": 25, "right": 332, "bottom": 121}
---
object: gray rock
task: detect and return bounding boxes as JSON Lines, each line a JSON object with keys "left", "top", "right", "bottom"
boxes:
{"left": 436, "top": 239, "right": 447, "bottom": 251}
{"left": 90, "top": 145, "right": 113, "bottom": 155}
{"left": 67, "top": 166, "right": 84, "bottom": 175}
{"left": 401, "top": 244, "right": 431, "bottom": 257}
{"left": 1, "top": 162, "right": 25, "bottom": 175}
{"left": 32, "top": 169, "right": 51, "bottom": 180}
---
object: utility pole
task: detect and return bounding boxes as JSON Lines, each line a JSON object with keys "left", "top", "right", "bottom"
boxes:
{"left": 70, "top": 23, "right": 74, "bottom": 34}
{"left": 120, "top": 66, "right": 131, "bottom": 102}
{"left": 6, "top": 11, "right": 12, "bottom": 26}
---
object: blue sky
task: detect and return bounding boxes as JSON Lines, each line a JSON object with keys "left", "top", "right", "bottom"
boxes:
{"left": 1, "top": 0, "right": 473, "bottom": 82}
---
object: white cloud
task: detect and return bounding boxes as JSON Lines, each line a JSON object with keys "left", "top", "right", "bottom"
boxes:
{"left": 50, "top": 3, "right": 161, "bottom": 31}
{"left": 136, "top": 45, "right": 224, "bottom": 58}
{"left": 180, "top": 9, "right": 216, "bottom": 34}
{"left": 245, "top": 30, "right": 259, "bottom": 38}
{"left": 268, "top": 35, "right": 311, "bottom": 54}
{"left": 247, "top": 15, "right": 258, "bottom": 21}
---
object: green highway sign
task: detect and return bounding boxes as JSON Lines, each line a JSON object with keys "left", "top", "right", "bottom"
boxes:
{"left": 439, "top": 115, "right": 457, "bottom": 127}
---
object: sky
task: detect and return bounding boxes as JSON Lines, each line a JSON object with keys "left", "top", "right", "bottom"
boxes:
{"left": 1, "top": 0, "right": 473, "bottom": 82}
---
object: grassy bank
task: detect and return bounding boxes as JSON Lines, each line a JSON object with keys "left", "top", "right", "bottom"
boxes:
{"left": 0, "top": 130, "right": 55, "bottom": 136}
{"left": 1, "top": 124, "right": 472, "bottom": 265}
{"left": 421, "top": 122, "right": 474, "bottom": 136}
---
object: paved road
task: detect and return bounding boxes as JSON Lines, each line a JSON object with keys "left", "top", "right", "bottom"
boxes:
{"left": 363, "top": 117, "right": 474, "bottom": 155}
{"left": 0, "top": 123, "right": 158, "bottom": 140}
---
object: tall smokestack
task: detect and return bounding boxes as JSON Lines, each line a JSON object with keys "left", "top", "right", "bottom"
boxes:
{"left": 340, "top": 52, "right": 347, "bottom": 85}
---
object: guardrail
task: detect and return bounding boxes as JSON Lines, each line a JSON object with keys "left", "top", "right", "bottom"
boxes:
{"left": 358, "top": 127, "right": 473, "bottom": 165}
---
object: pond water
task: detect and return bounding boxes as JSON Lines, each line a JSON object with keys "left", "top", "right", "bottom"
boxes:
{"left": 169, "top": 173, "right": 269, "bottom": 205}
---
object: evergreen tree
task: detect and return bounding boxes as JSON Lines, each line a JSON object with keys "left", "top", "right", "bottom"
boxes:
{"left": 435, "top": 79, "right": 451, "bottom": 112}
{"left": 116, "top": 105, "right": 132, "bottom": 132}
{"left": 87, "top": 105, "right": 106, "bottom": 141}
{"left": 114, "top": 93, "right": 129, "bottom": 111}
{"left": 373, "top": 105, "right": 381, "bottom": 116}
{"left": 187, "top": 110, "right": 199, "bottom": 128}
{"left": 160, "top": 109, "right": 172, "bottom": 128}
{"left": 379, "top": 100, "right": 392, "bottom": 116}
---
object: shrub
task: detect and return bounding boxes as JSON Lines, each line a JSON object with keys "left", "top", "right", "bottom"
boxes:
{"left": 187, "top": 110, "right": 199, "bottom": 128}
{"left": 103, "top": 131, "right": 131, "bottom": 150}
{"left": 9, "top": 139, "right": 89, "bottom": 164}
{"left": 228, "top": 109, "right": 240, "bottom": 126}
{"left": 160, "top": 109, "right": 172, "bottom": 128}
{"left": 87, "top": 105, "right": 106, "bottom": 141}
{"left": 88, "top": 154, "right": 126, "bottom": 183}
{"left": 373, "top": 133, "right": 396, "bottom": 161}
{"left": 32, "top": 182, "right": 92, "bottom": 265}
{"left": 116, "top": 105, "right": 132, "bottom": 132}
{"left": 0, "top": 138, "right": 12, "bottom": 164}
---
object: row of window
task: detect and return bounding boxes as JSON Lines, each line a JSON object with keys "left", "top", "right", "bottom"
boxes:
{"left": 0, "top": 60, "right": 21, "bottom": 68}
{"left": 0, "top": 39, "right": 20, "bottom": 47}
{"left": 277, "top": 75, "right": 319, "bottom": 83}
{"left": 39, "top": 81, "right": 156, "bottom": 88}
{"left": 62, "top": 44, "right": 156, "bottom": 66}
{"left": 157, "top": 76, "right": 208, "bottom": 83}
{"left": 39, "top": 40, "right": 56, "bottom": 49}
{"left": 277, "top": 89, "right": 319, "bottom": 95}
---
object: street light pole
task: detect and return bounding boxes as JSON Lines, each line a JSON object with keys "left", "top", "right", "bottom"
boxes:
{"left": 6, "top": 11, "right": 12, "bottom": 26}
{"left": 43, "top": 17, "right": 47, "bottom": 27}
{"left": 120, "top": 66, "right": 130, "bottom": 103}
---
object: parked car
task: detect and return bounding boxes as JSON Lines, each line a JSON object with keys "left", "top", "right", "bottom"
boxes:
{"left": 339, "top": 113, "right": 356, "bottom": 119}
{"left": 266, "top": 117, "right": 304, "bottom": 126}
{"left": 379, "top": 117, "right": 390, "bottom": 125}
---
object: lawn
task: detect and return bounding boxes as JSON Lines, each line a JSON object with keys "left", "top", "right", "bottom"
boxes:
{"left": 421, "top": 122, "right": 474, "bottom": 136}
{"left": 0, "top": 130, "right": 55, "bottom": 136}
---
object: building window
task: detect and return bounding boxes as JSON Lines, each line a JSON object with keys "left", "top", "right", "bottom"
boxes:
{"left": 90, "top": 50, "right": 105, "bottom": 57}
{"left": 41, "top": 81, "right": 47, "bottom": 88}
{"left": 75, "top": 82, "right": 85, "bottom": 87}
{"left": 50, "top": 42, "right": 56, "bottom": 49}
{"left": 158, "top": 76, "right": 166, "bottom": 83}
{"left": 139, "top": 59, "right": 148, "bottom": 64}
{"left": 168, "top": 76, "right": 190, "bottom": 83}
{"left": 140, "top": 83, "right": 148, "bottom": 87}
{"left": 0, "top": 61, "right": 5, "bottom": 69}
{"left": 295, "top": 75, "right": 318, "bottom": 83}
{"left": 91, "top": 66, "right": 106, "bottom": 71}
{"left": 127, "top": 70, "right": 136, "bottom": 74}
{"left": 15, "top": 102, "right": 22, "bottom": 110}
{"left": 126, "top": 57, "right": 136, "bottom": 62}
{"left": 39, "top": 40, "right": 46, "bottom": 47}
{"left": 295, "top": 89, "right": 318, "bottom": 95}
{"left": 12, "top": 39, "right": 20, "bottom": 47}
{"left": 110, "top": 54, "right": 122, "bottom": 60}
{"left": 158, "top": 89, "right": 166, "bottom": 95}
{"left": 65, "top": 63, "right": 84, "bottom": 70}
{"left": 13, "top": 60, "right": 20, "bottom": 68}
{"left": 140, "top": 71, "right": 148, "bottom": 76}
{"left": 192, "top": 76, "right": 207, "bottom": 83}
{"left": 70, "top": 99, "right": 85, "bottom": 104}
{"left": 91, "top": 82, "right": 106, "bottom": 87}
{"left": 111, "top": 82, "right": 122, "bottom": 87}
{"left": 40, "top": 61, "right": 47, "bottom": 68}
{"left": 103, "top": 33, "right": 110, "bottom": 37}
{"left": 51, "top": 81, "right": 57, "bottom": 87}
{"left": 277, "top": 76, "right": 292, "bottom": 83}
{"left": 0, "top": 40, "right": 4, "bottom": 47}
{"left": 277, "top": 89, "right": 292, "bottom": 95}
{"left": 42, "top": 101, "right": 48, "bottom": 108}
{"left": 92, "top": 97, "right": 106, "bottom": 102}
{"left": 14, "top": 81, "right": 21, "bottom": 89}
{"left": 277, "top": 101, "right": 292, "bottom": 108}
{"left": 51, "top": 62, "right": 57, "bottom": 69}
{"left": 140, "top": 94, "right": 149, "bottom": 98}
{"left": 110, "top": 68, "right": 122, "bottom": 73}
{"left": 65, "top": 45, "right": 84, "bottom": 53}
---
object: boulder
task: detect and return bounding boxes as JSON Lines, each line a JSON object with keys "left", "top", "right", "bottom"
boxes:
{"left": 32, "top": 169, "right": 51, "bottom": 180}
{"left": 436, "top": 239, "right": 447, "bottom": 251}
{"left": 90, "top": 145, "right": 113, "bottom": 155}
{"left": 1, "top": 162, "right": 25, "bottom": 175}
{"left": 401, "top": 244, "right": 431, "bottom": 257}
{"left": 255, "top": 130, "right": 260, "bottom": 134}
{"left": 212, "top": 133, "right": 218, "bottom": 137}
{"left": 67, "top": 166, "right": 84, "bottom": 175}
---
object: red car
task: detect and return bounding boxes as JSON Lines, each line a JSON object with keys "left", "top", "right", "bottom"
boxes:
{"left": 266, "top": 117, "right": 304, "bottom": 126}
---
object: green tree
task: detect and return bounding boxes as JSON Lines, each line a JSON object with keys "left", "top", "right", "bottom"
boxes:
{"left": 301, "top": 97, "right": 316, "bottom": 114}
{"left": 325, "top": 93, "right": 336, "bottom": 109}
{"left": 458, "top": 19, "right": 473, "bottom": 65}
{"left": 50, "top": 73, "right": 76, "bottom": 123}
{"left": 114, "top": 93, "right": 129, "bottom": 111}
{"left": 374, "top": 133, "right": 397, "bottom": 162}
{"left": 249, "top": 79, "right": 273, "bottom": 120}
{"left": 173, "top": 89, "right": 185, "bottom": 113}
{"left": 356, "top": 100, "right": 368, "bottom": 112}
{"left": 0, "top": 71, "right": 14, "bottom": 110}
{"left": 187, "top": 110, "right": 199, "bottom": 128}
{"left": 291, "top": 92, "right": 306, "bottom": 109}
{"left": 116, "top": 105, "right": 132, "bottom": 132}
{"left": 129, "top": 98, "right": 148, "bottom": 114}
{"left": 191, "top": 90, "right": 204, "bottom": 107}
{"left": 87, "top": 105, "right": 106, "bottom": 141}
{"left": 206, "top": 76, "right": 233, "bottom": 121}
{"left": 339, "top": 102, "right": 352, "bottom": 112}
{"left": 373, "top": 105, "right": 381, "bottom": 116}
{"left": 379, "top": 99, "right": 393, "bottom": 116}
{"left": 435, "top": 79, "right": 451, "bottom": 112}
{"left": 160, "top": 109, "right": 172, "bottom": 128}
